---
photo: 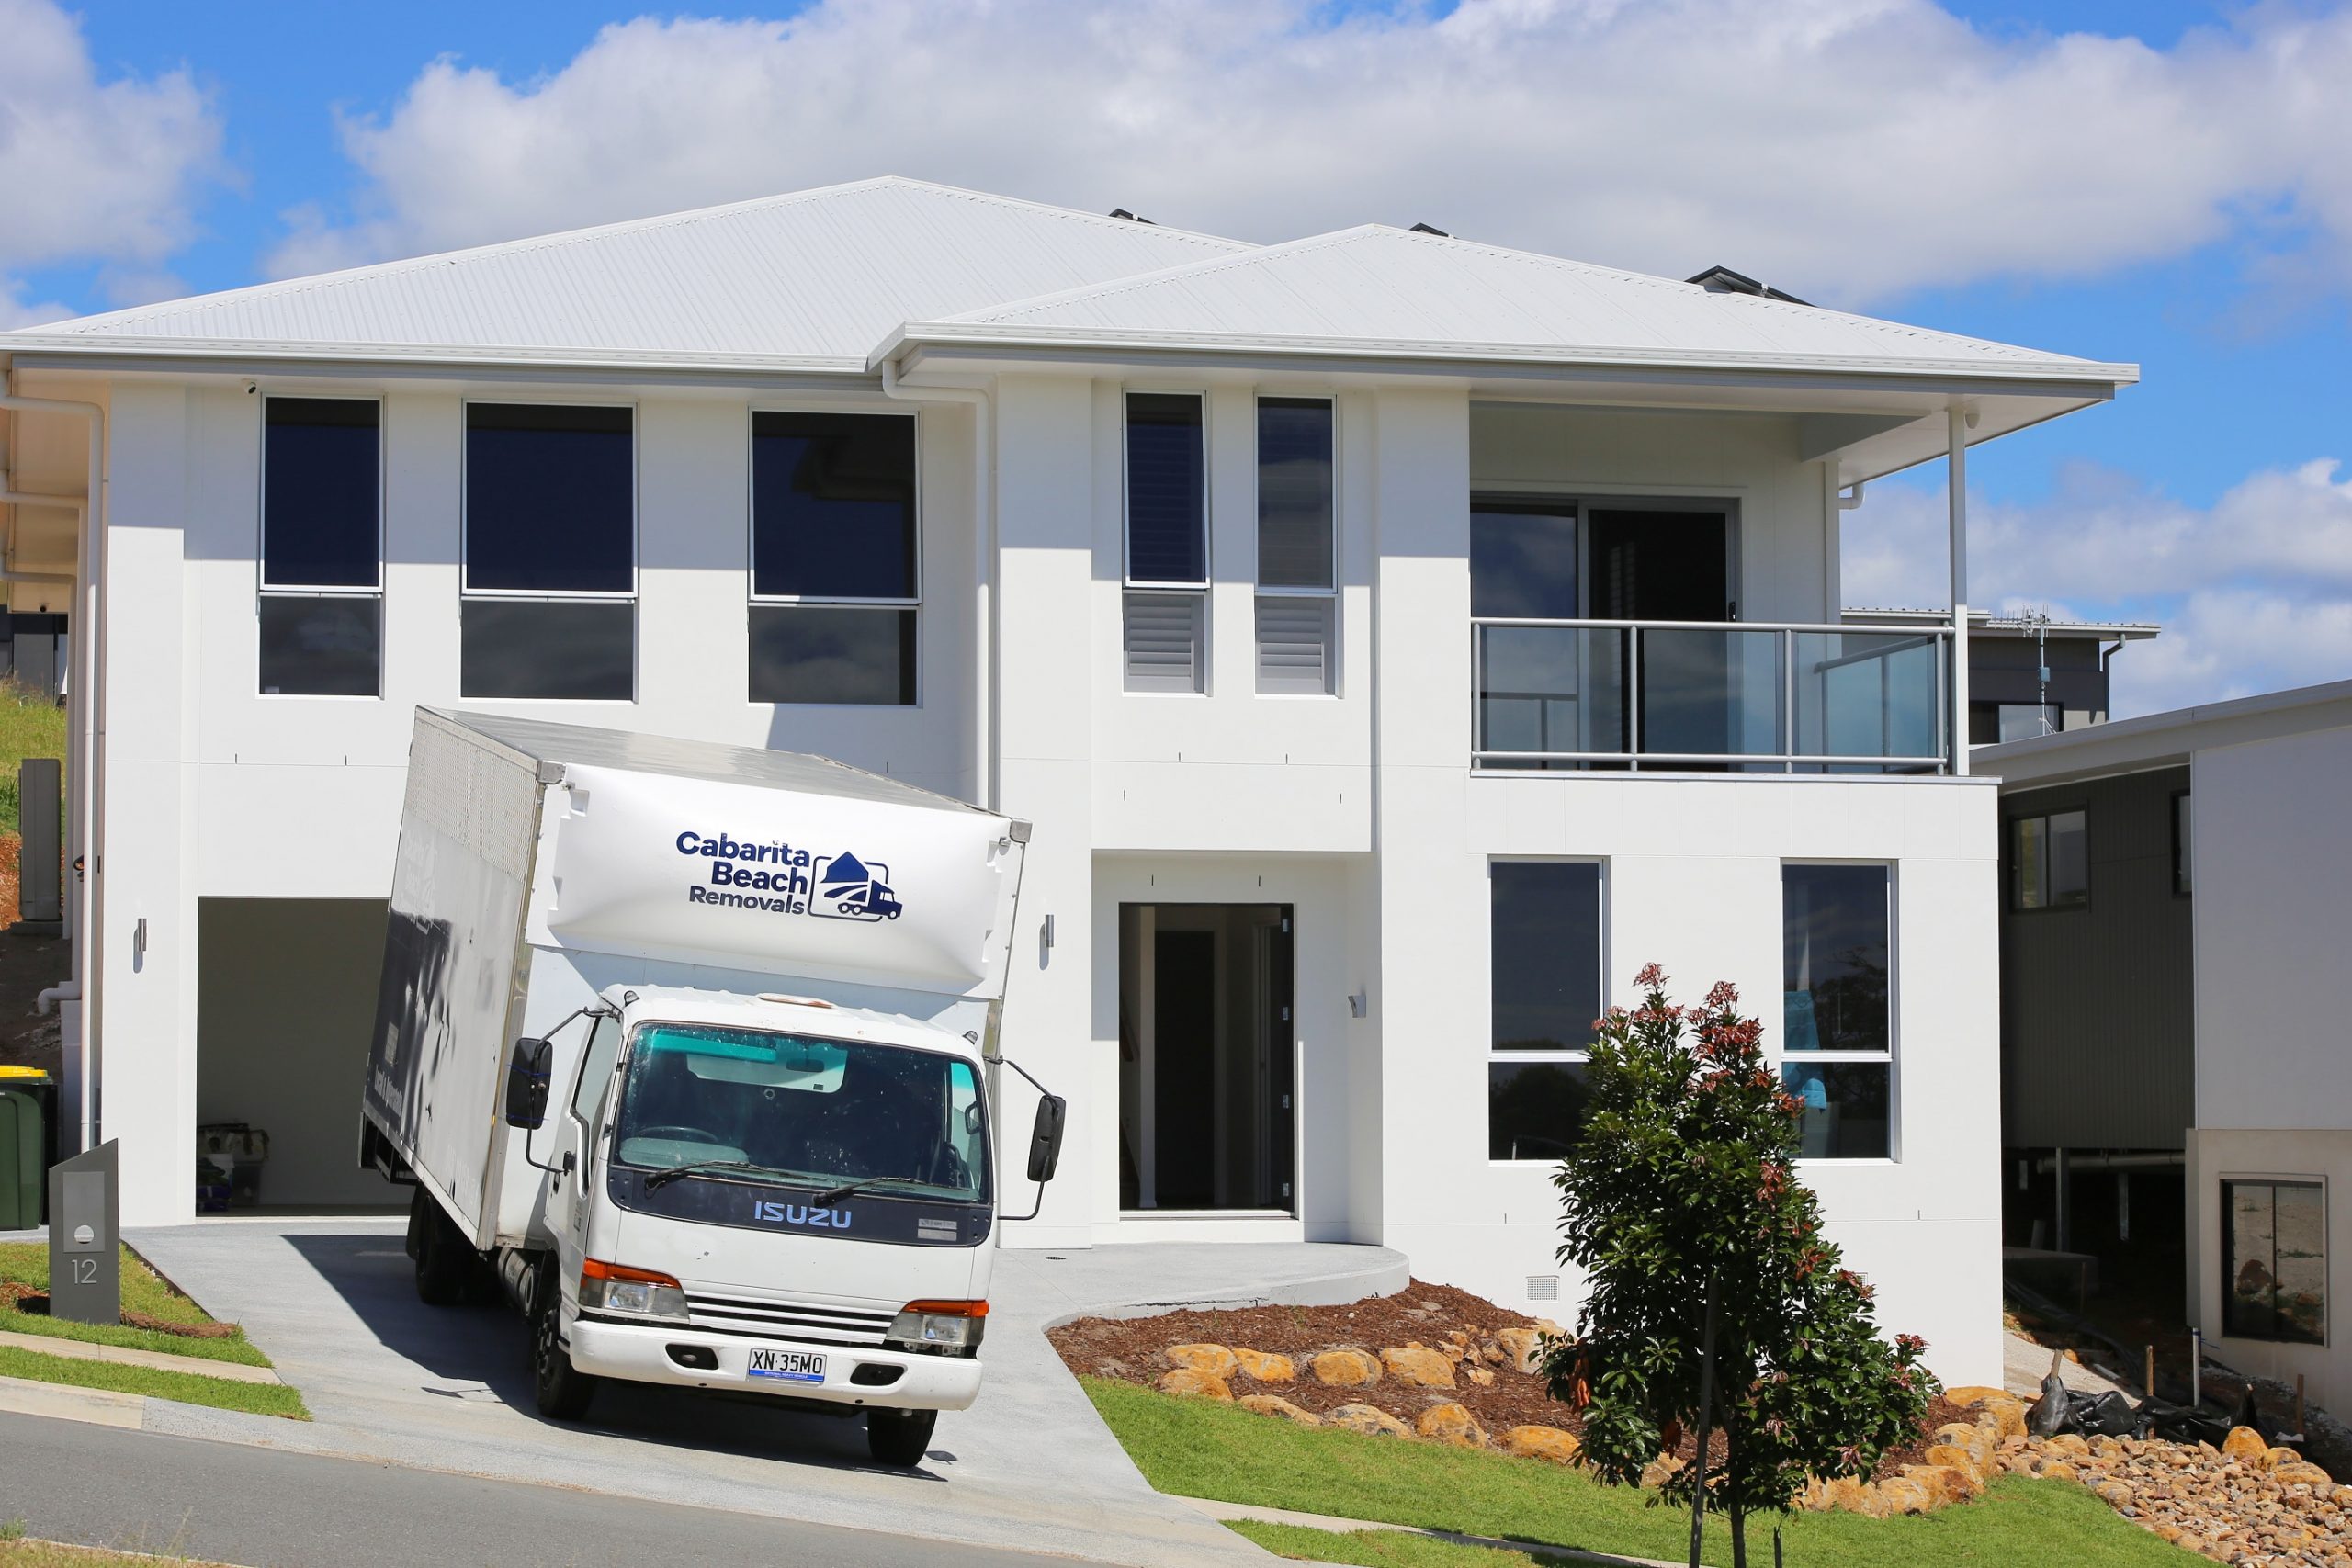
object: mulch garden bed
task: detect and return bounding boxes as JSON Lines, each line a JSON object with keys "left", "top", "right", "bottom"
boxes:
{"left": 1050, "top": 1276, "right": 1954, "bottom": 1482}
{"left": 0, "top": 1279, "right": 238, "bottom": 1338}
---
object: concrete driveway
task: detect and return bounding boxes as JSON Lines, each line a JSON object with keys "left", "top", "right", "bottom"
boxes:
{"left": 128, "top": 1219, "right": 1407, "bottom": 1567}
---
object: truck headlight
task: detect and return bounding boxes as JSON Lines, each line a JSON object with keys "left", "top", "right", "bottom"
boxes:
{"left": 886, "top": 1298, "right": 988, "bottom": 1356}
{"left": 579, "top": 1258, "right": 688, "bottom": 1321}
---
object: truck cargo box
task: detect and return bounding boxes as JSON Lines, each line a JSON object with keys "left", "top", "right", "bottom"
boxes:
{"left": 363, "top": 709, "right": 1028, "bottom": 1249}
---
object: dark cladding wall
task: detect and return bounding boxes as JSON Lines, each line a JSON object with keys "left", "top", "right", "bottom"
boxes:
{"left": 1972, "top": 634, "right": 2114, "bottom": 720}
{"left": 2000, "top": 766, "right": 2193, "bottom": 1149}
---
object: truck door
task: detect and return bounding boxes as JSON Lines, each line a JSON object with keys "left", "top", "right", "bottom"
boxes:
{"left": 549, "top": 1011, "right": 623, "bottom": 1262}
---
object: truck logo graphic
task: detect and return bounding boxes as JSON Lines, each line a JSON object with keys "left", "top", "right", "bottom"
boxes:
{"left": 752, "top": 1201, "right": 854, "bottom": 1230}
{"left": 811, "top": 852, "right": 902, "bottom": 921}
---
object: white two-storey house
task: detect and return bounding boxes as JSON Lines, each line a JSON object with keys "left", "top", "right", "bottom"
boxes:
{"left": 1, "top": 178, "right": 2139, "bottom": 1385}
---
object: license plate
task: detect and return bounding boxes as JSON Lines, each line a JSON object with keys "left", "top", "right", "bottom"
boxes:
{"left": 747, "top": 1348, "right": 826, "bottom": 1384}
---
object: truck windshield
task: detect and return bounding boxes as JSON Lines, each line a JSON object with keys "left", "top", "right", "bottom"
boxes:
{"left": 611, "top": 1023, "right": 988, "bottom": 1204}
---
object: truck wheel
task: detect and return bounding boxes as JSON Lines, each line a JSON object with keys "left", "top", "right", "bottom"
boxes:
{"left": 411, "top": 1190, "right": 470, "bottom": 1306}
{"left": 531, "top": 1276, "right": 597, "bottom": 1421}
{"left": 865, "top": 1407, "right": 937, "bottom": 1467}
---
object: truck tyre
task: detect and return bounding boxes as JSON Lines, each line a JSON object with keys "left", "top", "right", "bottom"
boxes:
{"left": 531, "top": 1273, "right": 598, "bottom": 1422}
{"left": 411, "top": 1189, "right": 471, "bottom": 1307}
{"left": 865, "top": 1407, "right": 937, "bottom": 1468}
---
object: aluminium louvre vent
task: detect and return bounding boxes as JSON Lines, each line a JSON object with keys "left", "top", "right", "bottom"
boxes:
{"left": 1526, "top": 1275, "right": 1561, "bottom": 1303}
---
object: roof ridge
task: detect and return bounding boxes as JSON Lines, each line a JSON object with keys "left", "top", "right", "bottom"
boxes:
{"left": 34, "top": 176, "right": 1250, "bottom": 338}
{"left": 938, "top": 226, "right": 1385, "bottom": 326}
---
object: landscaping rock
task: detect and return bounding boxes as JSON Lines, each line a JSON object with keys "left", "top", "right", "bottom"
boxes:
{"left": 1924, "top": 1443, "right": 1984, "bottom": 1483}
{"left": 1328, "top": 1402, "right": 1415, "bottom": 1438}
{"left": 1165, "top": 1343, "right": 1238, "bottom": 1378}
{"left": 2221, "top": 1425, "right": 2269, "bottom": 1464}
{"left": 1308, "top": 1349, "right": 1381, "bottom": 1387}
{"left": 1157, "top": 1368, "right": 1232, "bottom": 1401}
{"left": 1871, "top": 1475, "right": 1935, "bottom": 1516}
{"left": 1416, "top": 1402, "right": 1487, "bottom": 1448}
{"left": 1906, "top": 1463, "right": 1981, "bottom": 1506}
{"left": 1232, "top": 1348, "right": 1295, "bottom": 1383}
{"left": 1495, "top": 1326, "right": 1545, "bottom": 1374}
{"left": 1639, "top": 1452, "right": 1686, "bottom": 1490}
{"left": 1237, "top": 1394, "right": 1321, "bottom": 1427}
{"left": 1945, "top": 1384, "right": 2008, "bottom": 1407}
{"left": 1466, "top": 1365, "right": 1496, "bottom": 1387}
{"left": 1501, "top": 1425, "right": 1582, "bottom": 1465}
{"left": 1819, "top": 1474, "right": 1869, "bottom": 1513}
{"left": 1380, "top": 1344, "right": 1456, "bottom": 1388}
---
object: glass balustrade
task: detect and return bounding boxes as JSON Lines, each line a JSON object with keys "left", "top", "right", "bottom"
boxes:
{"left": 1474, "top": 621, "right": 1949, "bottom": 772}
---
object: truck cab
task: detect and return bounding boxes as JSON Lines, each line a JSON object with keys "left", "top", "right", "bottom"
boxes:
{"left": 510, "top": 987, "right": 1017, "bottom": 1465}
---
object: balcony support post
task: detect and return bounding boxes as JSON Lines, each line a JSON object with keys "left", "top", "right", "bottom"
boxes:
{"left": 1947, "top": 405, "right": 1971, "bottom": 775}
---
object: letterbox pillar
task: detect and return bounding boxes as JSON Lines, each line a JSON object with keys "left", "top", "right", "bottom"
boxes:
{"left": 48, "top": 1139, "right": 119, "bottom": 1325}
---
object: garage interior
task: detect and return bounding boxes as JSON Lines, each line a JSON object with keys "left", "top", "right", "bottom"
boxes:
{"left": 196, "top": 897, "right": 398, "bottom": 1212}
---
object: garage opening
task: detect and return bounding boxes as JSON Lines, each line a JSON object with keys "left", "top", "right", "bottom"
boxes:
{"left": 1117, "top": 903, "right": 1294, "bottom": 1213}
{"left": 196, "top": 897, "right": 396, "bottom": 1212}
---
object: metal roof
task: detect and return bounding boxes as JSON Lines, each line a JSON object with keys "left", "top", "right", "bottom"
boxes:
{"left": 5, "top": 177, "right": 1248, "bottom": 373}
{"left": 889, "top": 225, "right": 2137, "bottom": 386}
{"left": 1977, "top": 677, "right": 2352, "bottom": 788}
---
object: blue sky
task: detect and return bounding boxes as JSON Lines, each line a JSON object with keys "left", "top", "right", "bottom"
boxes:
{"left": 6, "top": 0, "right": 2349, "bottom": 713}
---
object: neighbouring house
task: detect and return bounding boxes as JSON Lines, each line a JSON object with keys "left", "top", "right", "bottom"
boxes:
{"left": 1845, "top": 609, "right": 2158, "bottom": 744}
{"left": 0, "top": 176, "right": 2144, "bottom": 1386}
{"left": 1979, "top": 680, "right": 2352, "bottom": 1407}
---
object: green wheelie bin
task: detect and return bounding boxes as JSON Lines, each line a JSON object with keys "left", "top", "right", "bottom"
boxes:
{"left": 0, "top": 1066, "right": 52, "bottom": 1228}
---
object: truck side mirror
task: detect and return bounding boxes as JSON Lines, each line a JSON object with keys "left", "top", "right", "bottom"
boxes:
{"left": 504, "top": 1038, "right": 553, "bottom": 1132}
{"left": 1025, "top": 1094, "right": 1067, "bottom": 1184}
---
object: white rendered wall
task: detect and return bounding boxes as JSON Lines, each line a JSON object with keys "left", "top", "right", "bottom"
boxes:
{"left": 2192, "top": 723, "right": 2352, "bottom": 1130}
{"left": 2188, "top": 1128, "right": 2350, "bottom": 1410}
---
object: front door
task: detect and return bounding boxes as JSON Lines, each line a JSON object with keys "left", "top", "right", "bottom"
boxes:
{"left": 1118, "top": 904, "right": 1295, "bottom": 1213}
{"left": 1587, "top": 507, "right": 1735, "bottom": 761}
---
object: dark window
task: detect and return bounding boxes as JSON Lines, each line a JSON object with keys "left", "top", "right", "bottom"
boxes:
{"left": 263, "top": 398, "right": 379, "bottom": 588}
{"left": 2222, "top": 1179, "right": 2325, "bottom": 1344}
{"left": 1491, "top": 862, "right": 1603, "bottom": 1051}
{"left": 1971, "top": 703, "right": 2062, "bottom": 745}
{"left": 2174, "top": 792, "right": 2193, "bottom": 896}
{"left": 1488, "top": 1061, "right": 1592, "bottom": 1163}
{"left": 1125, "top": 394, "right": 1205, "bottom": 585}
{"left": 1782, "top": 865, "right": 1889, "bottom": 1053}
{"left": 259, "top": 596, "right": 379, "bottom": 697}
{"left": 460, "top": 601, "right": 633, "bottom": 700}
{"left": 1257, "top": 399, "right": 1332, "bottom": 590}
{"left": 1781, "top": 1060, "right": 1892, "bottom": 1160}
{"left": 1471, "top": 504, "right": 1578, "bottom": 620}
{"left": 751, "top": 412, "right": 916, "bottom": 600}
{"left": 749, "top": 605, "right": 915, "bottom": 705}
{"left": 1489, "top": 861, "right": 1603, "bottom": 1164}
{"left": 464, "top": 403, "right": 633, "bottom": 593}
{"left": 1782, "top": 864, "right": 1892, "bottom": 1159}
{"left": 2012, "top": 809, "right": 2089, "bottom": 909}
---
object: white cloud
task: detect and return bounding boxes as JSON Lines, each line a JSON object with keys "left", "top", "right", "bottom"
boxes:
{"left": 0, "top": 0, "right": 224, "bottom": 323}
{"left": 1841, "top": 457, "right": 2352, "bottom": 715}
{"left": 268, "top": 0, "right": 2352, "bottom": 306}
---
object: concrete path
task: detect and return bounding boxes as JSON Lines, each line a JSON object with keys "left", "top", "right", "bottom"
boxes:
{"left": 2003, "top": 1330, "right": 2129, "bottom": 1399}
{"left": 1, "top": 1407, "right": 1102, "bottom": 1568}
{"left": 127, "top": 1219, "right": 1406, "bottom": 1568}
{"left": 0, "top": 1325, "right": 286, "bottom": 1383}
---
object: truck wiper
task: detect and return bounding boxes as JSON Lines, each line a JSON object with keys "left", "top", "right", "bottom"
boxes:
{"left": 644, "top": 1159, "right": 793, "bottom": 1192}
{"left": 810, "top": 1175, "right": 926, "bottom": 1205}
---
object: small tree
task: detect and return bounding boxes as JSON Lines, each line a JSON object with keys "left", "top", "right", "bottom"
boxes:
{"left": 1541, "top": 964, "right": 1936, "bottom": 1567}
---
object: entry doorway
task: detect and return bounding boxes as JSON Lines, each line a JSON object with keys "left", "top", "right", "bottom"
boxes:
{"left": 1117, "top": 904, "right": 1295, "bottom": 1213}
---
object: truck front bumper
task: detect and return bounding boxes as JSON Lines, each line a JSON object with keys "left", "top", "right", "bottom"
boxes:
{"left": 566, "top": 1313, "right": 984, "bottom": 1411}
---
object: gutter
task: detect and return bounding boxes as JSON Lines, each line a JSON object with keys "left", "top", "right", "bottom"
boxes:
{"left": 877, "top": 359, "right": 996, "bottom": 813}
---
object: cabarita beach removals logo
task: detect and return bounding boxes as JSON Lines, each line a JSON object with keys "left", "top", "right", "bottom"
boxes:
{"left": 674, "top": 829, "right": 903, "bottom": 922}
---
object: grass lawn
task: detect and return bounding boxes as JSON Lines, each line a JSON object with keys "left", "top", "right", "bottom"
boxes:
{"left": 0, "top": 679, "right": 67, "bottom": 838}
{"left": 1082, "top": 1379, "right": 2199, "bottom": 1568}
{"left": 0, "top": 1524, "right": 233, "bottom": 1566}
{"left": 0, "top": 1244, "right": 272, "bottom": 1369}
{"left": 0, "top": 1343, "right": 307, "bottom": 1420}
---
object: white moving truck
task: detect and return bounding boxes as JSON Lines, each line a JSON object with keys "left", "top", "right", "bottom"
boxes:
{"left": 359, "top": 709, "right": 1060, "bottom": 1466}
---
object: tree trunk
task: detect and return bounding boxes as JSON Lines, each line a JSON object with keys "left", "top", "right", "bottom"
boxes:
{"left": 1726, "top": 1417, "right": 1747, "bottom": 1568}
{"left": 1688, "top": 1273, "right": 1720, "bottom": 1568}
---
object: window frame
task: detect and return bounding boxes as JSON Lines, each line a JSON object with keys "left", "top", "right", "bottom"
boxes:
{"left": 458, "top": 398, "right": 639, "bottom": 603}
{"left": 2009, "top": 807, "right": 2091, "bottom": 913}
{"left": 1780, "top": 860, "right": 1899, "bottom": 1164}
{"left": 1123, "top": 389, "right": 1212, "bottom": 696}
{"left": 256, "top": 392, "right": 385, "bottom": 700}
{"left": 1486, "top": 856, "right": 1609, "bottom": 1167}
{"left": 2219, "top": 1176, "right": 2327, "bottom": 1346}
{"left": 1254, "top": 394, "right": 1340, "bottom": 698}
{"left": 744, "top": 404, "right": 922, "bottom": 708}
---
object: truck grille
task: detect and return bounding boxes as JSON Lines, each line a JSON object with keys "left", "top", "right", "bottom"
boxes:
{"left": 684, "top": 1291, "right": 896, "bottom": 1348}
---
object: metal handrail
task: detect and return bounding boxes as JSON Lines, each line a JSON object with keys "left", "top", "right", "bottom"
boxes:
{"left": 1472, "top": 616, "right": 1954, "bottom": 773}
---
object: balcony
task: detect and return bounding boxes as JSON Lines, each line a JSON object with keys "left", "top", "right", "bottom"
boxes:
{"left": 1473, "top": 618, "right": 1954, "bottom": 773}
